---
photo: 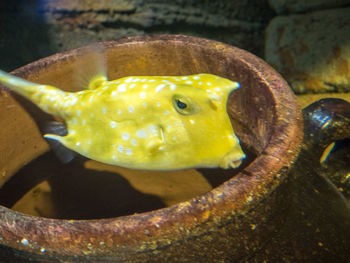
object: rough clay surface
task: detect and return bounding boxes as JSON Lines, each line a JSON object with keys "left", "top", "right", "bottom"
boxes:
{"left": 265, "top": 7, "right": 350, "bottom": 93}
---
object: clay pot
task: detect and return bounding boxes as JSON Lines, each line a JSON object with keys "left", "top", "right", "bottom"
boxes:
{"left": 0, "top": 35, "right": 349, "bottom": 262}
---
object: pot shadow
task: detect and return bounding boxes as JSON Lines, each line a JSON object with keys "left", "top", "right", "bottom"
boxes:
{"left": 0, "top": 152, "right": 165, "bottom": 220}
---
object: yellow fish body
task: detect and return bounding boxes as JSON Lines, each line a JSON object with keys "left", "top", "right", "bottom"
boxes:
{"left": 0, "top": 70, "right": 245, "bottom": 170}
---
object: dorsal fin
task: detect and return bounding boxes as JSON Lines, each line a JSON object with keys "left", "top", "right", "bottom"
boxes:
{"left": 73, "top": 44, "right": 108, "bottom": 90}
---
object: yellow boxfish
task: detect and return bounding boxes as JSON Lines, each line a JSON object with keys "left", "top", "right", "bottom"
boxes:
{"left": 0, "top": 67, "right": 245, "bottom": 170}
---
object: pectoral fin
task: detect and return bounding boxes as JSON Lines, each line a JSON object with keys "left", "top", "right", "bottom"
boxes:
{"left": 43, "top": 121, "right": 76, "bottom": 163}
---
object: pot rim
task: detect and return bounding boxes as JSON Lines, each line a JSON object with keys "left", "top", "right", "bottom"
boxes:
{"left": 0, "top": 34, "right": 303, "bottom": 256}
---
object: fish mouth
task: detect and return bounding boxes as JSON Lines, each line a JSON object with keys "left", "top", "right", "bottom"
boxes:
{"left": 220, "top": 149, "right": 246, "bottom": 169}
{"left": 229, "top": 159, "right": 243, "bottom": 168}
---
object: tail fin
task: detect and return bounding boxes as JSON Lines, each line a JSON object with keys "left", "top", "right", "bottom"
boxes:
{"left": 0, "top": 69, "right": 67, "bottom": 117}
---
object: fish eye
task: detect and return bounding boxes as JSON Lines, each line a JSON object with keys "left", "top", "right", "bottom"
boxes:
{"left": 172, "top": 95, "right": 195, "bottom": 115}
{"left": 176, "top": 99, "right": 187, "bottom": 109}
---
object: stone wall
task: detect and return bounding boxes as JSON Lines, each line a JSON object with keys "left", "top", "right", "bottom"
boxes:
{"left": 266, "top": 1, "right": 350, "bottom": 93}
{"left": 0, "top": 0, "right": 274, "bottom": 71}
{"left": 1, "top": 0, "right": 349, "bottom": 94}
{"left": 39, "top": 0, "right": 274, "bottom": 57}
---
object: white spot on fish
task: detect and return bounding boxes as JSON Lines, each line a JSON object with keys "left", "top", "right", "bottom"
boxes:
{"left": 162, "top": 80, "right": 170, "bottom": 83}
{"left": 102, "top": 108, "right": 107, "bottom": 114}
{"left": 122, "top": 132, "right": 130, "bottom": 141}
{"left": 110, "top": 121, "right": 117, "bottom": 128}
{"left": 143, "top": 102, "right": 147, "bottom": 108}
{"left": 185, "top": 80, "right": 193, "bottom": 84}
{"left": 118, "top": 84, "right": 127, "bottom": 92}
{"left": 206, "top": 89, "right": 212, "bottom": 93}
{"left": 149, "top": 124, "right": 157, "bottom": 134}
{"left": 164, "top": 110, "right": 170, "bottom": 115}
{"left": 118, "top": 109, "right": 122, "bottom": 115}
{"left": 118, "top": 145, "right": 124, "bottom": 153}
{"left": 71, "top": 97, "right": 78, "bottom": 105}
{"left": 143, "top": 84, "right": 148, "bottom": 89}
{"left": 215, "top": 87, "right": 221, "bottom": 92}
{"left": 82, "top": 119, "right": 86, "bottom": 125}
{"left": 111, "top": 91, "right": 117, "bottom": 96}
{"left": 169, "top": 83, "right": 177, "bottom": 91}
{"left": 181, "top": 76, "right": 189, "bottom": 80}
{"left": 207, "top": 82, "right": 212, "bottom": 86}
{"left": 148, "top": 79, "right": 156, "bottom": 82}
{"left": 198, "top": 82, "right": 203, "bottom": 85}
{"left": 128, "top": 106, "right": 134, "bottom": 113}
{"left": 126, "top": 148, "right": 133, "bottom": 155}
{"left": 102, "top": 86, "right": 109, "bottom": 90}
{"left": 113, "top": 155, "right": 117, "bottom": 160}
{"left": 124, "top": 77, "right": 133, "bottom": 83}
{"left": 130, "top": 83, "right": 136, "bottom": 89}
{"left": 193, "top": 76, "right": 200, "bottom": 80}
{"left": 140, "top": 92, "right": 146, "bottom": 99}
{"left": 136, "top": 129, "right": 147, "bottom": 138}
{"left": 210, "top": 94, "right": 221, "bottom": 100}
{"left": 155, "top": 84, "right": 166, "bottom": 93}
{"left": 190, "top": 119, "right": 196, "bottom": 124}
{"left": 21, "top": 239, "right": 29, "bottom": 246}
{"left": 88, "top": 139, "right": 91, "bottom": 144}
{"left": 156, "top": 102, "right": 161, "bottom": 107}
{"left": 89, "top": 96, "right": 94, "bottom": 103}
{"left": 133, "top": 78, "right": 140, "bottom": 82}
{"left": 76, "top": 142, "right": 81, "bottom": 146}
{"left": 73, "top": 118, "right": 77, "bottom": 125}
{"left": 131, "top": 138, "right": 138, "bottom": 146}
{"left": 141, "top": 79, "right": 147, "bottom": 82}
{"left": 76, "top": 110, "right": 81, "bottom": 116}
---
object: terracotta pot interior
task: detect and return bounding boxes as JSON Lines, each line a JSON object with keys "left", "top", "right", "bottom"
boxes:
{"left": 0, "top": 38, "right": 275, "bottom": 220}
